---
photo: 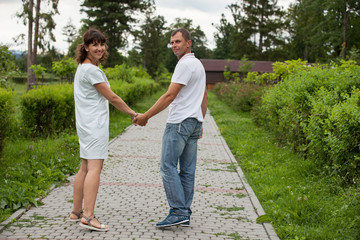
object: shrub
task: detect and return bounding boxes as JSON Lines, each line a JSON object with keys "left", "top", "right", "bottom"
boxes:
{"left": 109, "top": 77, "right": 160, "bottom": 108}
{"left": 104, "top": 63, "right": 151, "bottom": 83}
{"left": 213, "top": 82, "right": 265, "bottom": 112}
{"left": 20, "top": 77, "right": 160, "bottom": 136}
{"left": 52, "top": 57, "right": 77, "bottom": 82}
{"left": 0, "top": 88, "right": 13, "bottom": 153}
{"left": 253, "top": 60, "right": 360, "bottom": 183}
{"left": 20, "top": 84, "right": 75, "bottom": 137}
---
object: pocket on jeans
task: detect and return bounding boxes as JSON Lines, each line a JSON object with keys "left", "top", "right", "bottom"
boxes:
{"left": 177, "top": 122, "right": 191, "bottom": 137}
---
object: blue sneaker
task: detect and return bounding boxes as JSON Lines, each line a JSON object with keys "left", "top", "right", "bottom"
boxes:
{"left": 156, "top": 212, "right": 189, "bottom": 228}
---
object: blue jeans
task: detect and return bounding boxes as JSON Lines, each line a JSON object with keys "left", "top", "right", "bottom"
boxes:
{"left": 160, "top": 118, "right": 203, "bottom": 217}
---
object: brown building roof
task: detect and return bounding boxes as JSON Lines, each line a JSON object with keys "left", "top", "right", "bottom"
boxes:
{"left": 200, "top": 59, "right": 274, "bottom": 73}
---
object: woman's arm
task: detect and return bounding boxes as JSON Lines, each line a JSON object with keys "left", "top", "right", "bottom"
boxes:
{"left": 94, "top": 82, "right": 136, "bottom": 118}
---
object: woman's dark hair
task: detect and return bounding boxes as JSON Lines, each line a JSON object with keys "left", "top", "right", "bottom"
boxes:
{"left": 76, "top": 28, "right": 109, "bottom": 64}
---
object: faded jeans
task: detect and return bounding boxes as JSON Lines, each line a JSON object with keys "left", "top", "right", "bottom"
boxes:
{"left": 160, "top": 118, "right": 203, "bottom": 217}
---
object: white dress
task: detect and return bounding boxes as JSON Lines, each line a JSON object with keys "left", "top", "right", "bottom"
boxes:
{"left": 74, "top": 63, "right": 110, "bottom": 160}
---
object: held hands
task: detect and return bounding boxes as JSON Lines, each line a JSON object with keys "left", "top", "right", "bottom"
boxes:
{"left": 132, "top": 113, "right": 148, "bottom": 126}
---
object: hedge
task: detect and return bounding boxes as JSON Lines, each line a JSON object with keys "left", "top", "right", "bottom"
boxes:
{"left": 20, "top": 84, "right": 75, "bottom": 137}
{"left": 253, "top": 60, "right": 360, "bottom": 183}
{"left": 20, "top": 78, "right": 160, "bottom": 137}
{"left": 0, "top": 88, "right": 13, "bottom": 153}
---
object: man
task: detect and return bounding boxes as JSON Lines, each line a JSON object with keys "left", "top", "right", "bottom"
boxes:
{"left": 133, "top": 28, "right": 208, "bottom": 228}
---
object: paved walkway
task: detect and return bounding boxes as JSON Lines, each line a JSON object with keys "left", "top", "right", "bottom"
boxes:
{"left": 0, "top": 110, "right": 279, "bottom": 240}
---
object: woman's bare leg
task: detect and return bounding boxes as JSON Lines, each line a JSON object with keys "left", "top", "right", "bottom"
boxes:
{"left": 81, "top": 159, "right": 108, "bottom": 229}
{"left": 70, "top": 159, "right": 87, "bottom": 220}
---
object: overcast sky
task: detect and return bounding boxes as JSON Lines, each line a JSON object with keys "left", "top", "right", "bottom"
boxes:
{"left": 0, "top": 0, "right": 293, "bottom": 54}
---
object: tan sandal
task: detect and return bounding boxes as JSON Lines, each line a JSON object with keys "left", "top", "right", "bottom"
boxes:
{"left": 79, "top": 215, "right": 109, "bottom": 232}
{"left": 68, "top": 211, "right": 83, "bottom": 222}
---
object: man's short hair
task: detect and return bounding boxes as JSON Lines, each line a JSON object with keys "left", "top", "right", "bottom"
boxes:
{"left": 171, "top": 28, "right": 191, "bottom": 41}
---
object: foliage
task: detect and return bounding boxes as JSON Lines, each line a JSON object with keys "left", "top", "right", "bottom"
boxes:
{"left": 109, "top": 77, "right": 160, "bottom": 107}
{"left": 213, "top": 82, "right": 265, "bottom": 112}
{"left": 19, "top": 64, "right": 160, "bottom": 137}
{"left": 0, "top": 135, "right": 79, "bottom": 221}
{"left": 62, "top": 19, "right": 78, "bottom": 51}
{"left": 252, "top": 60, "right": 360, "bottom": 183}
{"left": 288, "top": 0, "right": 360, "bottom": 62}
{"left": 214, "top": 0, "right": 287, "bottom": 60}
{"left": 80, "top": 0, "right": 152, "bottom": 67}
{"left": 0, "top": 45, "right": 19, "bottom": 89}
{"left": 134, "top": 9, "right": 166, "bottom": 78}
{"left": 208, "top": 91, "right": 360, "bottom": 240}
{"left": 52, "top": 57, "right": 77, "bottom": 81}
{"left": 20, "top": 84, "right": 75, "bottom": 137}
{"left": 29, "top": 64, "right": 47, "bottom": 78}
{"left": 16, "top": 0, "right": 59, "bottom": 91}
{"left": 244, "top": 59, "right": 308, "bottom": 84}
{"left": 0, "top": 89, "right": 13, "bottom": 153}
{"left": 104, "top": 63, "right": 151, "bottom": 83}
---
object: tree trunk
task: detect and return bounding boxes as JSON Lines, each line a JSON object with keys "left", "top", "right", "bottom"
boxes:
{"left": 341, "top": 0, "right": 348, "bottom": 59}
{"left": 27, "top": 0, "right": 35, "bottom": 92}
{"left": 33, "top": 0, "right": 40, "bottom": 66}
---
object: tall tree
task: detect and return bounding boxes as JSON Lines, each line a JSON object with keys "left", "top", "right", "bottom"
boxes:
{"left": 213, "top": 14, "right": 234, "bottom": 59}
{"left": 62, "top": 19, "right": 78, "bottom": 53}
{"left": 214, "top": 0, "right": 287, "bottom": 61}
{"left": 80, "top": 0, "right": 152, "bottom": 67}
{"left": 288, "top": 0, "right": 360, "bottom": 62}
{"left": 134, "top": 7, "right": 166, "bottom": 77}
{"left": 16, "top": 0, "right": 59, "bottom": 91}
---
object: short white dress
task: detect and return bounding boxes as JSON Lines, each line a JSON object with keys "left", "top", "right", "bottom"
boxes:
{"left": 74, "top": 63, "right": 110, "bottom": 160}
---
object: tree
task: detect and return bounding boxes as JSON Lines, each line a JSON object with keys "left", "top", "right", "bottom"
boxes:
{"left": 0, "top": 45, "right": 19, "bottom": 89}
{"left": 213, "top": 0, "right": 287, "bottom": 61}
{"left": 16, "top": 0, "right": 59, "bottom": 91}
{"left": 134, "top": 7, "right": 166, "bottom": 78}
{"left": 80, "top": 0, "right": 153, "bottom": 67}
{"left": 62, "top": 19, "right": 78, "bottom": 53}
{"left": 288, "top": 0, "right": 360, "bottom": 62}
{"left": 213, "top": 14, "right": 234, "bottom": 59}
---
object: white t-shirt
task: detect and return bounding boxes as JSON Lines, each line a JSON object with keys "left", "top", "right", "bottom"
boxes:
{"left": 74, "top": 63, "right": 110, "bottom": 160}
{"left": 168, "top": 53, "right": 206, "bottom": 124}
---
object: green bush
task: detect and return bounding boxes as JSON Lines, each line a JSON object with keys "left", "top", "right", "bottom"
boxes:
{"left": 104, "top": 63, "right": 151, "bottom": 83}
{"left": 20, "top": 84, "right": 75, "bottom": 137}
{"left": 0, "top": 88, "right": 13, "bottom": 153}
{"left": 110, "top": 77, "right": 160, "bottom": 107}
{"left": 253, "top": 60, "right": 360, "bottom": 183}
{"left": 213, "top": 82, "right": 265, "bottom": 112}
{"left": 20, "top": 77, "right": 160, "bottom": 136}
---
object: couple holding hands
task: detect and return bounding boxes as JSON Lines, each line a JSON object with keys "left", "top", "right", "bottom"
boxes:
{"left": 69, "top": 27, "right": 207, "bottom": 232}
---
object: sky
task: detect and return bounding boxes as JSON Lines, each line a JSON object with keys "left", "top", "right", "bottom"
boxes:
{"left": 0, "top": 0, "right": 294, "bottom": 54}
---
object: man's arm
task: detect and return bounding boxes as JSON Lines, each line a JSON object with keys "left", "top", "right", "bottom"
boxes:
{"left": 134, "top": 83, "right": 183, "bottom": 126}
{"left": 201, "top": 88, "right": 208, "bottom": 118}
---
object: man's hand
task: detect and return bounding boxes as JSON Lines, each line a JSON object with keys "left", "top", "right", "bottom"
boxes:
{"left": 133, "top": 113, "right": 148, "bottom": 126}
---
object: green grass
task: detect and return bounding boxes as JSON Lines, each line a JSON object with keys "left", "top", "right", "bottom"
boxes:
{"left": 207, "top": 91, "right": 360, "bottom": 240}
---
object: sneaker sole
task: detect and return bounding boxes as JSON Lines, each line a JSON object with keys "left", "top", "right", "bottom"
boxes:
{"left": 156, "top": 219, "right": 189, "bottom": 228}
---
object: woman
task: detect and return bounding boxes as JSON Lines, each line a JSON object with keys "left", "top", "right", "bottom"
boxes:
{"left": 68, "top": 28, "right": 136, "bottom": 232}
